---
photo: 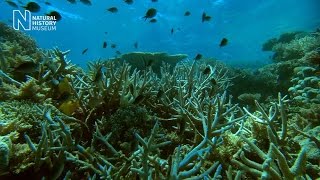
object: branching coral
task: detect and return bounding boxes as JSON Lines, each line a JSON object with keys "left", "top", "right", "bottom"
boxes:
{"left": 113, "top": 51, "right": 188, "bottom": 75}
{"left": 272, "top": 35, "right": 320, "bottom": 61}
{"left": 289, "top": 66, "right": 320, "bottom": 104}
{"left": 152, "top": 61, "right": 233, "bottom": 126}
{"left": 1, "top": 24, "right": 319, "bottom": 179}
{"left": 231, "top": 136, "right": 307, "bottom": 179}
{"left": 97, "top": 105, "right": 152, "bottom": 149}
{"left": 232, "top": 93, "right": 318, "bottom": 179}
{"left": 130, "top": 121, "right": 171, "bottom": 179}
{"left": 0, "top": 22, "right": 37, "bottom": 55}
{"left": 262, "top": 30, "right": 320, "bottom": 62}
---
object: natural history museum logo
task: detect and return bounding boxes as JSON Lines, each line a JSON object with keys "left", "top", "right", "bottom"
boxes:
{"left": 12, "top": 10, "right": 57, "bottom": 31}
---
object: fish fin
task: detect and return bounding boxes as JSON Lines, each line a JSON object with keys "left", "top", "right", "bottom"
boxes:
{"left": 143, "top": 16, "right": 147, "bottom": 21}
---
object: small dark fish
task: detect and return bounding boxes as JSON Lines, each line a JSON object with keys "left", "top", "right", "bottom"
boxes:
{"left": 308, "top": 56, "right": 320, "bottom": 66}
{"left": 104, "top": 32, "right": 108, "bottom": 34}
{"left": 80, "top": 0, "right": 91, "bottom": 5}
{"left": 82, "top": 48, "right": 88, "bottom": 55}
{"left": 144, "top": 59, "right": 154, "bottom": 67}
{"left": 57, "top": 91, "right": 71, "bottom": 102}
{"left": 107, "top": 7, "right": 118, "bottom": 13}
{"left": 184, "top": 11, "right": 191, "bottom": 16}
{"left": 133, "top": 95, "right": 145, "bottom": 104}
{"left": 194, "top": 53, "right": 202, "bottom": 60}
{"left": 92, "top": 66, "right": 103, "bottom": 83}
{"left": 210, "top": 78, "right": 217, "bottom": 85}
{"left": 23, "top": 2, "right": 41, "bottom": 12}
{"left": 124, "top": 0, "right": 133, "bottom": 5}
{"left": 219, "top": 38, "right": 228, "bottom": 47}
{"left": 146, "top": 60, "right": 153, "bottom": 67}
{"left": 171, "top": 28, "right": 174, "bottom": 34}
{"left": 156, "top": 90, "right": 164, "bottom": 98}
{"left": 149, "top": 18, "right": 157, "bottom": 23}
{"left": 44, "top": 1, "right": 51, "bottom": 5}
{"left": 103, "top": 41, "right": 107, "bottom": 48}
{"left": 46, "top": 11, "right": 62, "bottom": 21}
{"left": 12, "top": 61, "right": 38, "bottom": 73}
{"left": 134, "top": 42, "right": 138, "bottom": 49}
{"left": 143, "top": 8, "right": 157, "bottom": 21}
{"left": 111, "top": 44, "right": 117, "bottom": 49}
{"left": 5, "top": 0, "right": 18, "bottom": 8}
{"left": 151, "top": 0, "right": 157, "bottom": 2}
{"left": 129, "top": 84, "right": 134, "bottom": 94}
{"left": 67, "top": 0, "right": 76, "bottom": 4}
{"left": 203, "top": 67, "right": 211, "bottom": 75}
{"left": 202, "top": 12, "right": 211, "bottom": 22}
{"left": 115, "top": 50, "right": 121, "bottom": 55}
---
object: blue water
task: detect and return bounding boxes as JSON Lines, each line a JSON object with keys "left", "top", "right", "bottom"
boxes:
{"left": 1, "top": 0, "right": 319, "bottom": 68}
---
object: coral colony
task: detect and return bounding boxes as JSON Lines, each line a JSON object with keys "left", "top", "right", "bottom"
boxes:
{"left": 0, "top": 22, "right": 319, "bottom": 179}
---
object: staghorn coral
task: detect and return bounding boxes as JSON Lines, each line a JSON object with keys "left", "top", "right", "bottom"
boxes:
{"left": 232, "top": 136, "right": 307, "bottom": 179}
{"left": 0, "top": 100, "right": 85, "bottom": 177}
{"left": 152, "top": 61, "right": 233, "bottom": 122}
{"left": 130, "top": 121, "right": 171, "bottom": 179}
{"left": 232, "top": 94, "right": 319, "bottom": 179}
{"left": 18, "top": 64, "right": 242, "bottom": 179}
{"left": 238, "top": 93, "right": 261, "bottom": 107}
{"left": 1, "top": 25, "right": 319, "bottom": 179}
{"left": 113, "top": 51, "right": 188, "bottom": 75}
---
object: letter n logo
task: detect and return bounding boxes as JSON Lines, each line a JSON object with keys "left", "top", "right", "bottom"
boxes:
{"left": 12, "top": 10, "right": 31, "bottom": 31}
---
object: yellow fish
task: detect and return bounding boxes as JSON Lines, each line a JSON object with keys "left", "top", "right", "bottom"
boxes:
{"left": 58, "top": 99, "right": 79, "bottom": 115}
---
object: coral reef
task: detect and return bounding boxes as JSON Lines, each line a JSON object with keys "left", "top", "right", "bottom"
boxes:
{"left": 289, "top": 66, "right": 320, "bottom": 103}
{"left": 112, "top": 51, "right": 188, "bottom": 75}
{"left": 0, "top": 22, "right": 319, "bottom": 179}
{"left": 97, "top": 105, "right": 152, "bottom": 150}
{"left": 230, "top": 29, "right": 320, "bottom": 102}
{"left": 262, "top": 30, "right": 320, "bottom": 62}
{"left": 0, "top": 135, "right": 12, "bottom": 175}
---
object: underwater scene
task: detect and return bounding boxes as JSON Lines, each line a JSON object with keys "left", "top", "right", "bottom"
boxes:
{"left": 0, "top": 0, "right": 320, "bottom": 179}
